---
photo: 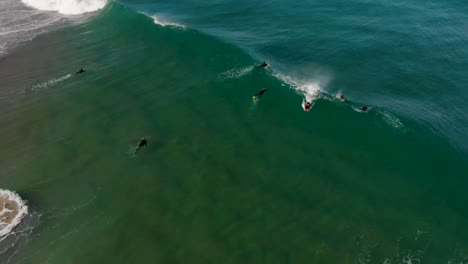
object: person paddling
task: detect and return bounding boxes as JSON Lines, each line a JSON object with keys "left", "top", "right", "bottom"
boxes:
{"left": 304, "top": 101, "right": 312, "bottom": 111}
{"left": 255, "top": 61, "right": 268, "bottom": 68}
{"left": 135, "top": 137, "right": 148, "bottom": 153}
{"left": 76, "top": 68, "right": 85, "bottom": 74}
{"left": 252, "top": 88, "right": 267, "bottom": 100}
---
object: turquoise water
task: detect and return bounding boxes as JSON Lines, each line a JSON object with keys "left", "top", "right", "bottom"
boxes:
{"left": 0, "top": 0, "right": 468, "bottom": 263}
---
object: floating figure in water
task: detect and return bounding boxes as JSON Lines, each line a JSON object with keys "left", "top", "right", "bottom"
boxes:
{"left": 76, "top": 68, "right": 85, "bottom": 74}
{"left": 255, "top": 61, "right": 268, "bottom": 68}
{"left": 360, "top": 105, "right": 369, "bottom": 112}
{"left": 304, "top": 101, "right": 312, "bottom": 111}
{"left": 252, "top": 88, "right": 267, "bottom": 100}
{"left": 135, "top": 137, "right": 148, "bottom": 153}
{"left": 339, "top": 94, "right": 346, "bottom": 102}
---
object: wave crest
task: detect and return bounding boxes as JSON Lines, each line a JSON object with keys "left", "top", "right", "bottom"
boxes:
{"left": 151, "top": 15, "right": 186, "bottom": 29}
{"left": 274, "top": 73, "right": 324, "bottom": 102}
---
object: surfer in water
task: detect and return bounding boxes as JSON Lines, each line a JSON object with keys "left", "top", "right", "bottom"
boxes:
{"left": 339, "top": 94, "right": 346, "bottom": 102}
{"left": 135, "top": 137, "right": 147, "bottom": 153}
{"left": 76, "top": 68, "right": 85, "bottom": 74}
{"left": 253, "top": 88, "right": 267, "bottom": 100}
{"left": 255, "top": 61, "right": 268, "bottom": 68}
{"left": 304, "top": 101, "right": 312, "bottom": 111}
{"left": 360, "top": 105, "right": 369, "bottom": 112}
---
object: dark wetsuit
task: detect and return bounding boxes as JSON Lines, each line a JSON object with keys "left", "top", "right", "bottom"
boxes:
{"left": 76, "top": 68, "right": 85, "bottom": 74}
{"left": 135, "top": 138, "right": 148, "bottom": 153}
{"left": 253, "top": 88, "right": 267, "bottom": 99}
{"left": 256, "top": 62, "right": 268, "bottom": 68}
{"left": 361, "top": 106, "right": 369, "bottom": 112}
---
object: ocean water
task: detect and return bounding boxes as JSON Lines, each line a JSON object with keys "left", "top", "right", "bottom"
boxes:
{"left": 0, "top": 0, "right": 468, "bottom": 263}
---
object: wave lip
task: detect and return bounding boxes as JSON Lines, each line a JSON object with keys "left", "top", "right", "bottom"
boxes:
{"left": 0, "top": 190, "right": 28, "bottom": 237}
{"left": 151, "top": 15, "right": 186, "bottom": 29}
{"left": 21, "top": 0, "right": 107, "bottom": 15}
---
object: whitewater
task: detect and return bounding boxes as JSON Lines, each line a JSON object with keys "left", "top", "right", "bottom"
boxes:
{"left": 0, "top": 190, "right": 27, "bottom": 238}
{"left": 21, "top": 0, "right": 107, "bottom": 15}
{"left": 0, "top": 0, "right": 107, "bottom": 56}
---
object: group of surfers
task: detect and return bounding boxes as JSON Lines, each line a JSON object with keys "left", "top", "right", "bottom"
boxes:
{"left": 75, "top": 61, "right": 369, "bottom": 153}
{"left": 251, "top": 62, "right": 369, "bottom": 112}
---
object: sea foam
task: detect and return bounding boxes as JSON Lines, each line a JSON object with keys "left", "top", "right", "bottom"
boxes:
{"left": 218, "top": 66, "right": 254, "bottom": 80}
{"left": 21, "top": 0, "right": 107, "bottom": 15}
{"left": 274, "top": 72, "right": 323, "bottom": 102}
{"left": 0, "top": 190, "right": 28, "bottom": 237}
{"left": 31, "top": 73, "right": 72, "bottom": 91}
{"left": 151, "top": 15, "right": 186, "bottom": 29}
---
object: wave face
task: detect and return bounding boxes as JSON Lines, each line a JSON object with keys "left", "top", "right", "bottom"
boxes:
{"left": 21, "top": 0, "right": 107, "bottom": 15}
{"left": 125, "top": 0, "right": 468, "bottom": 152}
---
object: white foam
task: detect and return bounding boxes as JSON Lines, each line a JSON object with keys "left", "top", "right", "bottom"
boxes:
{"left": 152, "top": 15, "right": 185, "bottom": 29}
{"left": 21, "top": 0, "right": 107, "bottom": 15}
{"left": 274, "top": 72, "right": 322, "bottom": 102}
{"left": 31, "top": 73, "right": 72, "bottom": 91}
{"left": 381, "top": 111, "right": 405, "bottom": 130}
{"left": 0, "top": 190, "right": 28, "bottom": 237}
{"left": 218, "top": 66, "right": 253, "bottom": 80}
{"left": 402, "top": 254, "right": 421, "bottom": 264}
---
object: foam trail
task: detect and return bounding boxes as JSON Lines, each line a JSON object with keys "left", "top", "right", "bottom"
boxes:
{"left": 0, "top": 190, "right": 28, "bottom": 238}
{"left": 0, "top": 211, "right": 40, "bottom": 263}
{"left": 380, "top": 111, "right": 405, "bottom": 130}
{"left": 300, "top": 99, "right": 306, "bottom": 111}
{"left": 152, "top": 15, "right": 186, "bottom": 29}
{"left": 218, "top": 66, "right": 253, "bottom": 80}
{"left": 31, "top": 74, "right": 72, "bottom": 91}
{"left": 21, "top": 0, "right": 107, "bottom": 15}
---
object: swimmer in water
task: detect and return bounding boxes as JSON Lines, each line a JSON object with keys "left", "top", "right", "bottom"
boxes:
{"left": 360, "top": 105, "right": 369, "bottom": 112}
{"left": 252, "top": 88, "right": 267, "bottom": 100}
{"left": 304, "top": 101, "right": 312, "bottom": 111}
{"left": 339, "top": 94, "right": 346, "bottom": 102}
{"left": 76, "top": 68, "right": 85, "bottom": 74}
{"left": 135, "top": 137, "right": 147, "bottom": 153}
{"left": 255, "top": 61, "right": 268, "bottom": 68}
